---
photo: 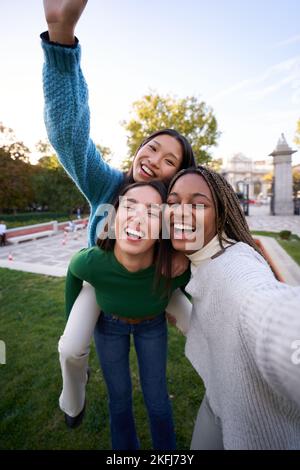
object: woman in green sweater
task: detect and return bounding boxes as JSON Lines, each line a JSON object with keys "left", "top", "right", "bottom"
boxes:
{"left": 65, "top": 180, "right": 190, "bottom": 450}
{"left": 42, "top": 0, "right": 196, "bottom": 430}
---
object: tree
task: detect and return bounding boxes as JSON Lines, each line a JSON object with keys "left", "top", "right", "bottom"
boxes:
{"left": 0, "top": 146, "right": 34, "bottom": 213}
{"left": 295, "top": 118, "right": 300, "bottom": 147}
{"left": 293, "top": 168, "right": 300, "bottom": 197}
{"left": 37, "top": 155, "right": 60, "bottom": 170}
{"left": 0, "top": 122, "right": 31, "bottom": 163}
{"left": 206, "top": 158, "right": 223, "bottom": 173}
{"left": 0, "top": 128, "right": 90, "bottom": 214}
{"left": 96, "top": 144, "right": 113, "bottom": 164}
{"left": 0, "top": 124, "right": 34, "bottom": 212}
{"left": 121, "top": 92, "right": 219, "bottom": 170}
{"left": 31, "top": 140, "right": 88, "bottom": 213}
{"left": 0, "top": 122, "right": 15, "bottom": 146}
{"left": 263, "top": 172, "right": 273, "bottom": 184}
{"left": 5, "top": 141, "right": 31, "bottom": 163}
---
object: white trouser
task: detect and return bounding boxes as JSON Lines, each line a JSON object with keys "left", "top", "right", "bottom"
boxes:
{"left": 58, "top": 282, "right": 100, "bottom": 417}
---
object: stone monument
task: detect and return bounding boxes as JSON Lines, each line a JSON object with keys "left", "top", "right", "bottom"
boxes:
{"left": 269, "top": 133, "right": 296, "bottom": 215}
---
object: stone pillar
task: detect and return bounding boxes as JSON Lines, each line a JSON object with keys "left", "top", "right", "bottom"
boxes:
{"left": 269, "top": 134, "right": 296, "bottom": 215}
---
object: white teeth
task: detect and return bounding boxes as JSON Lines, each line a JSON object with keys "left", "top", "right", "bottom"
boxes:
{"left": 174, "top": 223, "right": 194, "bottom": 231}
{"left": 125, "top": 227, "right": 144, "bottom": 239}
{"left": 141, "top": 164, "right": 155, "bottom": 177}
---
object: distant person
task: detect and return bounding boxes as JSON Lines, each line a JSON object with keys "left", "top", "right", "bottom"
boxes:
{"left": 67, "top": 220, "right": 76, "bottom": 232}
{"left": 0, "top": 221, "right": 7, "bottom": 246}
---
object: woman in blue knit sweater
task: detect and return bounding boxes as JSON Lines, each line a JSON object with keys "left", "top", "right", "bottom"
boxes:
{"left": 41, "top": 0, "right": 196, "bottom": 429}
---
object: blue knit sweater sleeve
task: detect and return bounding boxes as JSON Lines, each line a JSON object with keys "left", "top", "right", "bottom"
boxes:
{"left": 41, "top": 36, "right": 124, "bottom": 206}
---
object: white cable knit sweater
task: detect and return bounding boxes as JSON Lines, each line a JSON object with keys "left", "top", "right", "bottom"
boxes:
{"left": 185, "top": 241, "right": 300, "bottom": 450}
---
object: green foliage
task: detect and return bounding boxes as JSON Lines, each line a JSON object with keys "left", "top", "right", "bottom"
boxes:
{"left": 251, "top": 231, "right": 300, "bottom": 266}
{"left": 0, "top": 124, "right": 33, "bottom": 212}
{"left": 293, "top": 168, "right": 300, "bottom": 196}
{"left": 206, "top": 158, "right": 223, "bottom": 173}
{"left": 0, "top": 212, "right": 68, "bottom": 222}
{"left": 37, "top": 155, "right": 60, "bottom": 170}
{"left": 295, "top": 118, "right": 300, "bottom": 147}
{"left": 96, "top": 144, "right": 113, "bottom": 164}
{"left": 0, "top": 126, "right": 90, "bottom": 214}
{"left": 279, "top": 238, "right": 300, "bottom": 266}
{"left": 279, "top": 230, "right": 292, "bottom": 240}
{"left": 32, "top": 143, "right": 86, "bottom": 212}
{"left": 121, "top": 92, "right": 219, "bottom": 170}
{"left": 0, "top": 146, "right": 34, "bottom": 213}
{"left": 0, "top": 212, "right": 82, "bottom": 229}
{"left": 31, "top": 159, "right": 87, "bottom": 213}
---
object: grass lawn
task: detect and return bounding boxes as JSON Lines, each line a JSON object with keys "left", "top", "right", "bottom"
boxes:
{"left": 0, "top": 268, "right": 204, "bottom": 450}
{"left": 251, "top": 231, "right": 300, "bottom": 266}
{"left": 5, "top": 216, "right": 71, "bottom": 229}
{"left": 4, "top": 215, "right": 90, "bottom": 229}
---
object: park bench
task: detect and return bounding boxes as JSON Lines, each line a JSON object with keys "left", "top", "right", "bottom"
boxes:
{"left": 8, "top": 230, "right": 56, "bottom": 244}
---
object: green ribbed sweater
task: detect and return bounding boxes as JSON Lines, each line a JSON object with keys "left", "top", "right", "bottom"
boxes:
{"left": 66, "top": 247, "right": 190, "bottom": 319}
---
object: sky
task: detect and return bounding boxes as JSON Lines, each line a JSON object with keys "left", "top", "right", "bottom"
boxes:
{"left": 1, "top": 0, "right": 300, "bottom": 167}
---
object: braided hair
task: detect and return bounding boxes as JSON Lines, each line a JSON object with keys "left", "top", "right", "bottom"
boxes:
{"left": 168, "top": 166, "right": 263, "bottom": 256}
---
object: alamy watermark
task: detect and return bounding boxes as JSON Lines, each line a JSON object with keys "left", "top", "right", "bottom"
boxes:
{"left": 0, "top": 340, "right": 6, "bottom": 365}
{"left": 94, "top": 200, "right": 205, "bottom": 251}
{"left": 291, "top": 340, "right": 300, "bottom": 365}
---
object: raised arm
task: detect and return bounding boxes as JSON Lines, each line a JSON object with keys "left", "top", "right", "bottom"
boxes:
{"left": 240, "top": 283, "right": 300, "bottom": 408}
{"left": 42, "top": 0, "right": 123, "bottom": 206}
{"left": 43, "top": 0, "right": 88, "bottom": 44}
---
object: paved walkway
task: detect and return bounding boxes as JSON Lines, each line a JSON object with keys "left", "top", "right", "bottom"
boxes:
{"left": 254, "top": 235, "right": 300, "bottom": 286}
{"left": 246, "top": 204, "right": 300, "bottom": 236}
{"left": 0, "top": 206, "right": 299, "bottom": 285}
{"left": 0, "top": 230, "right": 87, "bottom": 277}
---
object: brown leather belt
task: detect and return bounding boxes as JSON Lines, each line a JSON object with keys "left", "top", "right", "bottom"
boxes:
{"left": 111, "top": 314, "right": 158, "bottom": 324}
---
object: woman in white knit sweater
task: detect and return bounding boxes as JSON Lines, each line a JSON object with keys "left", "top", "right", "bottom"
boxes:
{"left": 166, "top": 166, "right": 300, "bottom": 450}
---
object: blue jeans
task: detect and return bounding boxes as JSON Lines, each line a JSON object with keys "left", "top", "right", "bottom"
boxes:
{"left": 94, "top": 312, "right": 176, "bottom": 450}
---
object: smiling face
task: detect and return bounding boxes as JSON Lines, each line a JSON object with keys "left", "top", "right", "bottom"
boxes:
{"left": 166, "top": 173, "right": 217, "bottom": 254}
{"left": 114, "top": 185, "right": 162, "bottom": 257}
{"left": 132, "top": 134, "right": 183, "bottom": 183}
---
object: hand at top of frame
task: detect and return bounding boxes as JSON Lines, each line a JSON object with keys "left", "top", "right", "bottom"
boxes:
{"left": 43, "top": 0, "right": 88, "bottom": 44}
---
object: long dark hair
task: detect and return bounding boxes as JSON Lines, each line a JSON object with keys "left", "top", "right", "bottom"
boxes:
{"left": 97, "top": 180, "right": 173, "bottom": 290}
{"left": 124, "top": 128, "right": 196, "bottom": 185}
{"left": 168, "top": 166, "right": 264, "bottom": 256}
